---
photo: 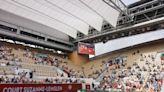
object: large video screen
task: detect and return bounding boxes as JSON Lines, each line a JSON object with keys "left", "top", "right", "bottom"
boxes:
{"left": 78, "top": 42, "right": 95, "bottom": 55}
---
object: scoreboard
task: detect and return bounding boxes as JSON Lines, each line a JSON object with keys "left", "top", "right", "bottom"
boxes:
{"left": 78, "top": 42, "right": 95, "bottom": 55}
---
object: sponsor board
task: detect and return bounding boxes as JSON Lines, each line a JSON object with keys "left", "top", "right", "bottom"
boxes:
{"left": 0, "top": 84, "right": 82, "bottom": 92}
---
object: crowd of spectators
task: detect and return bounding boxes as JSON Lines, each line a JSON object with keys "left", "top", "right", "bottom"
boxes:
{"left": 96, "top": 51, "right": 164, "bottom": 92}
{"left": 0, "top": 44, "right": 87, "bottom": 84}
{"left": 0, "top": 42, "right": 164, "bottom": 92}
{"left": 0, "top": 44, "right": 106, "bottom": 79}
{"left": 23, "top": 48, "right": 85, "bottom": 78}
{"left": 0, "top": 75, "right": 84, "bottom": 84}
{"left": 0, "top": 46, "right": 21, "bottom": 67}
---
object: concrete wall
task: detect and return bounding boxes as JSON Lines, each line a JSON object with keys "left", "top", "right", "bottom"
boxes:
{"left": 68, "top": 51, "right": 89, "bottom": 65}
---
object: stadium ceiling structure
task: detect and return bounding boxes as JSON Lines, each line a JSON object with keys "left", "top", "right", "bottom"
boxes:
{"left": 1, "top": 0, "right": 163, "bottom": 52}
{"left": 76, "top": 0, "right": 164, "bottom": 43}
{"left": 0, "top": 0, "right": 123, "bottom": 38}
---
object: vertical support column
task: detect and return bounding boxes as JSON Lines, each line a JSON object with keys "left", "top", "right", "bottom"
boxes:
{"left": 45, "top": 36, "right": 48, "bottom": 41}
{"left": 17, "top": 26, "right": 20, "bottom": 34}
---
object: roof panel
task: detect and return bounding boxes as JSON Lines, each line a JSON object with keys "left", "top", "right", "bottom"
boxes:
{"left": 80, "top": 0, "right": 120, "bottom": 27}
{"left": 0, "top": 0, "right": 121, "bottom": 39}
{"left": 122, "top": 0, "right": 140, "bottom": 5}
{"left": 1, "top": 0, "right": 77, "bottom": 38}
{"left": 16, "top": 0, "right": 90, "bottom": 35}
{"left": 47, "top": 0, "right": 103, "bottom": 31}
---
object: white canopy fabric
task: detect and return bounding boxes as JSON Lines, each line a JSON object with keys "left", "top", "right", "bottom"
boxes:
{"left": 0, "top": 0, "right": 77, "bottom": 38}
{"left": 122, "top": 0, "right": 140, "bottom": 5}
{"left": 80, "top": 0, "right": 120, "bottom": 27}
{"left": 46, "top": 0, "right": 103, "bottom": 31}
{"left": 0, "top": 0, "right": 120, "bottom": 38}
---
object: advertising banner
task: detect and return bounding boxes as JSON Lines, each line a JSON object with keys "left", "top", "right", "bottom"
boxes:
{"left": 0, "top": 84, "right": 82, "bottom": 92}
{"left": 78, "top": 42, "right": 95, "bottom": 55}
